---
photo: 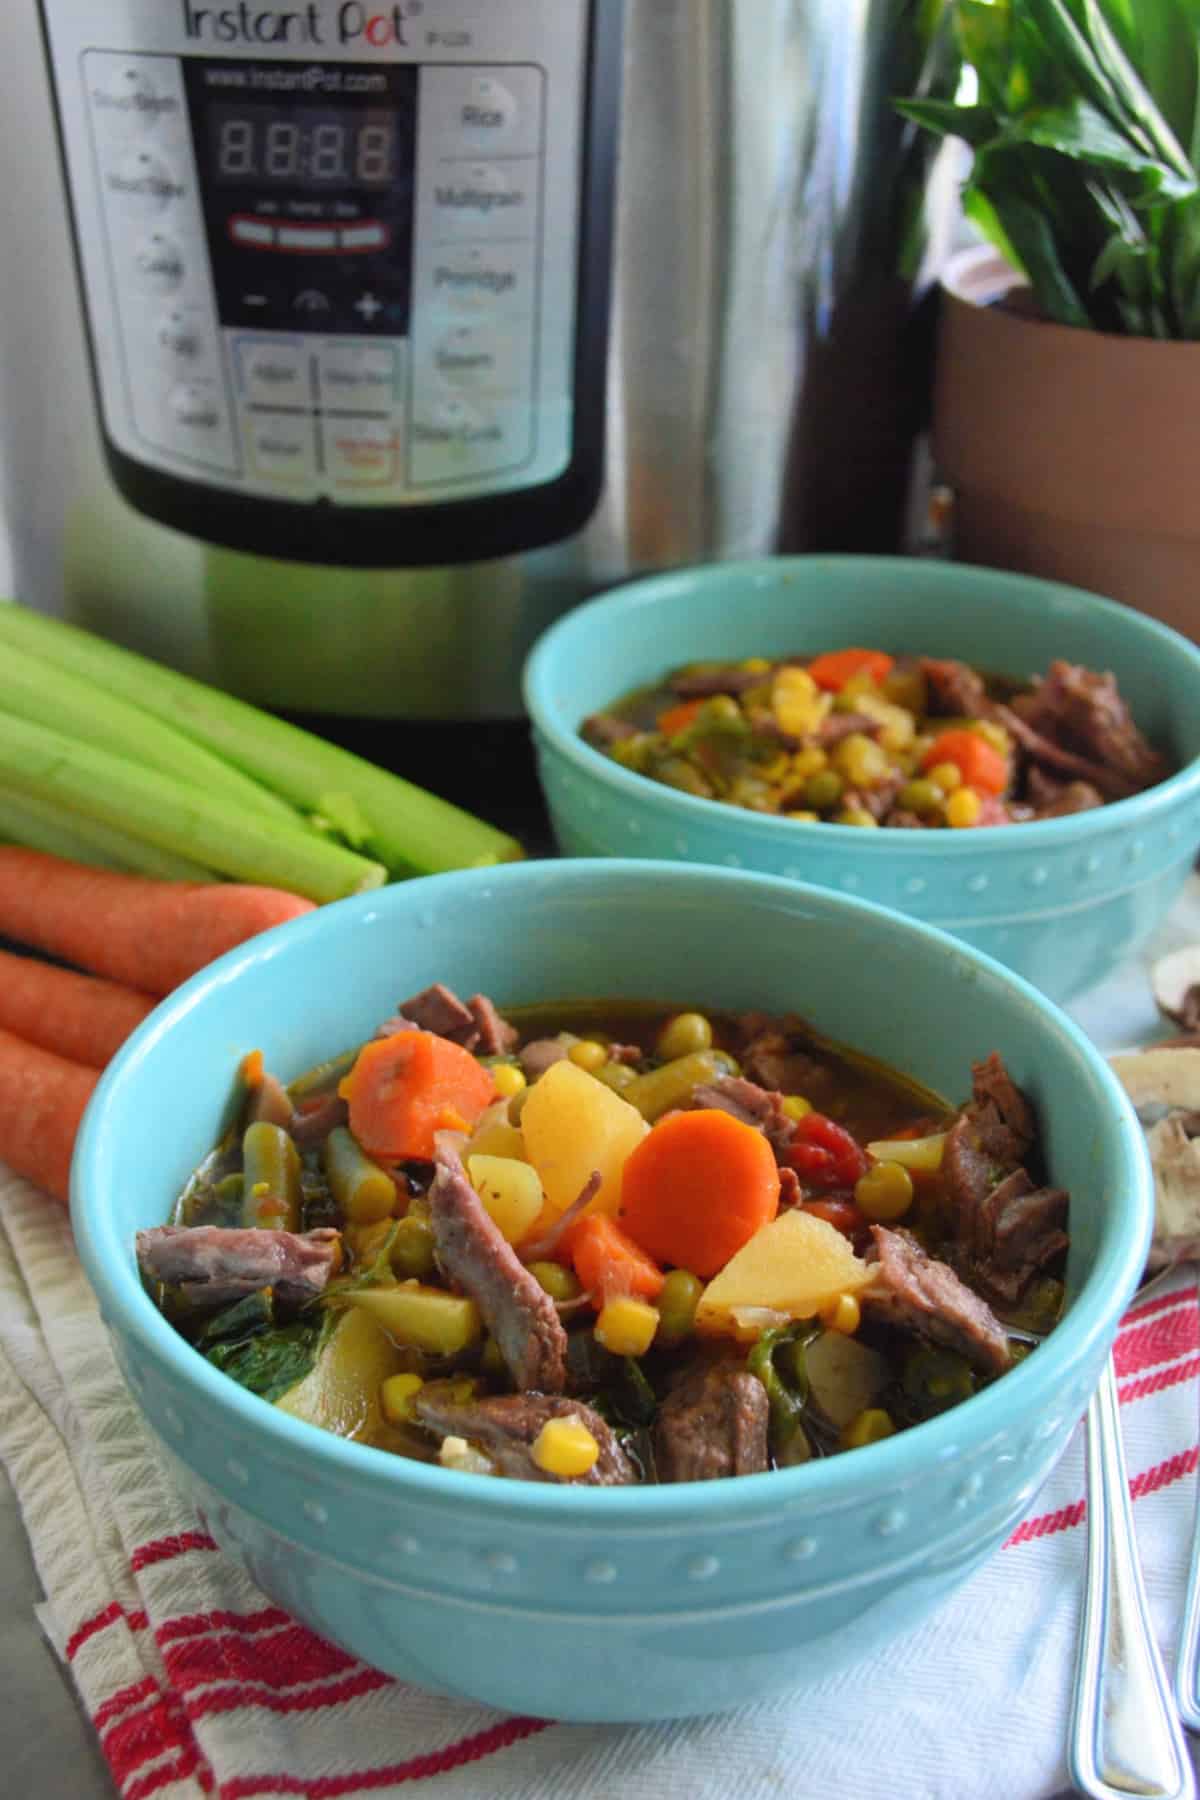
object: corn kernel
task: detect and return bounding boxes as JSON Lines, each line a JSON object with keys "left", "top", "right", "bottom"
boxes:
{"left": 772, "top": 666, "right": 831, "bottom": 738}
{"left": 785, "top": 809, "right": 820, "bottom": 822}
{"left": 380, "top": 1372, "right": 424, "bottom": 1424}
{"left": 791, "top": 745, "right": 828, "bottom": 779}
{"left": 595, "top": 1295, "right": 660, "bottom": 1357}
{"left": 834, "top": 808, "right": 879, "bottom": 828}
{"left": 739, "top": 656, "right": 772, "bottom": 673}
{"left": 491, "top": 1062, "right": 526, "bottom": 1099}
{"left": 820, "top": 1292, "right": 862, "bottom": 1335}
{"left": 855, "top": 1159, "right": 914, "bottom": 1221}
{"left": 927, "top": 759, "right": 962, "bottom": 793}
{"left": 781, "top": 1093, "right": 813, "bottom": 1120}
{"left": 531, "top": 1414, "right": 601, "bottom": 1478}
{"left": 568, "top": 1039, "right": 610, "bottom": 1073}
{"left": 946, "top": 786, "right": 983, "bottom": 828}
{"left": 974, "top": 720, "right": 1011, "bottom": 754}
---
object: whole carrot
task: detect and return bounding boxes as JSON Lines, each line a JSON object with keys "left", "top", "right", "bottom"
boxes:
{"left": 0, "top": 1027, "right": 98, "bottom": 1203}
{"left": 0, "top": 946, "right": 157, "bottom": 1068}
{"left": 0, "top": 848, "right": 316, "bottom": 997}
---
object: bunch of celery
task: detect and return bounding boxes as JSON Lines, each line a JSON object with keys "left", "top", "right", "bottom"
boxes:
{"left": 899, "top": 0, "right": 1200, "bottom": 337}
{"left": 0, "top": 604, "right": 523, "bottom": 900}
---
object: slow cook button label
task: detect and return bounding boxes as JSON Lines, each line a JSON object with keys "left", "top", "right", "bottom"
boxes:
{"left": 410, "top": 399, "right": 530, "bottom": 485}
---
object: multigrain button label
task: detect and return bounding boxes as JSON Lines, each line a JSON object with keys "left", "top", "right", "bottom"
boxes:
{"left": 433, "top": 183, "right": 523, "bottom": 215}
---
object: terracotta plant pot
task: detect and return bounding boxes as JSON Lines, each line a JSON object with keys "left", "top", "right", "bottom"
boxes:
{"left": 932, "top": 245, "right": 1200, "bottom": 642}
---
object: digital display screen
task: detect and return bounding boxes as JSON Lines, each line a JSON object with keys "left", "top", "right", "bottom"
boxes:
{"left": 209, "top": 105, "right": 397, "bottom": 186}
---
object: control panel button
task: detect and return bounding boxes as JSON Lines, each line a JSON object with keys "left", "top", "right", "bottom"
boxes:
{"left": 169, "top": 380, "right": 224, "bottom": 433}
{"left": 107, "top": 149, "right": 184, "bottom": 217}
{"left": 422, "top": 241, "right": 536, "bottom": 315}
{"left": 423, "top": 161, "right": 537, "bottom": 243}
{"left": 88, "top": 63, "right": 175, "bottom": 132}
{"left": 133, "top": 233, "right": 185, "bottom": 295}
{"left": 410, "top": 397, "right": 531, "bottom": 486}
{"left": 322, "top": 416, "right": 399, "bottom": 486}
{"left": 157, "top": 308, "right": 207, "bottom": 363}
{"left": 317, "top": 344, "right": 398, "bottom": 413}
{"left": 430, "top": 322, "right": 522, "bottom": 391}
{"left": 236, "top": 339, "right": 311, "bottom": 409}
{"left": 418, "top": 65, "right": 544, "bottom": 158}
{"left": 339, "top": 222, "right": 389, "bottom": 252}
{"left": 248, "top": 414, "right": 317, "bottom": 482}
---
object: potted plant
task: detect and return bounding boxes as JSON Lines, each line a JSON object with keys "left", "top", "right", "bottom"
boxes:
{"left": 899, "top": 0, "right": 1200, "bottom": 639}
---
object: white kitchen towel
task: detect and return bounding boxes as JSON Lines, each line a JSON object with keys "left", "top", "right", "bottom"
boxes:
{"left": 1, "top": 1156, "right": 1197, "bottom": 1800}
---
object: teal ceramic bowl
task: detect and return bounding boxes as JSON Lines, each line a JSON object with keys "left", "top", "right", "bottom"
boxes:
{"left": 523, "top": 557, "right": 1200, "bottom": 1003}
{"left": 72, "top": 860, "right": 1151, "bottom": 1723}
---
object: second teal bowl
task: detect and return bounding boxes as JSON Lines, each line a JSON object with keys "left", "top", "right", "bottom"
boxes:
{"left": 523, "top": 556, "right": 1200, "bottom": 1002}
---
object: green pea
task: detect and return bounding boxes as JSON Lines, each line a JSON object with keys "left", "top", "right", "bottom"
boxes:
{"left": 897, "top": 778, "right": 945, "bottom": 816}
{"left": 390, "top": 1214, "right": 437, "bottom": 1281}
{"left": 803, "top": 768, "right": 845, "bottom": 811}
{"left": 655, "top": 1012, "right": 713, "bottom": 1061}
{"left": 854, "top": 1160, "right": 914, "bottom": 1222}
{"left": 528, "top": 1261, "right": 582, "bottom": 1304}
{"left": 656, "top": 1269, "right": 704, "bottom": 1344}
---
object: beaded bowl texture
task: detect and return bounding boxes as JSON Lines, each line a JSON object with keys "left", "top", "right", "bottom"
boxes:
{"left": 71, "top": 860, "right": 1150, "bottom": 1721}
{"left": 522, "top": 557, "right": 1200, "bottom": 1003}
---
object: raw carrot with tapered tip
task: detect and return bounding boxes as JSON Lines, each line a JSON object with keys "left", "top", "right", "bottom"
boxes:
{"left": 0, "top": 848, "right": 315, "bottom": 997}
{"left": 0, "top": 947, "right": 156, "bottom": 1067}
{"left": 0, "top": 1027, "right": 98, "bottom": 1203}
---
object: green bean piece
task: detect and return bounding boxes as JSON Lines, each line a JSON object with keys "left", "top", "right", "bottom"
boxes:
{"left": 655, "top": 1269, "right": 704, "bottom": 1345}
{"left": 322, "top": 1126, "right": 396, "bottom": 1226}
{"left": 390, "top": 1213, "right": 437, "bottom": 1281}
{"left": 747, "top": 1323, "right": 816, "bottom": 1449}
{"left": 527, "top": 1261, "right": 582, "bottom": 1303}
{"left": 621, "top": 1049, "right": 737, "bottom": 1122}
{"left": 594, "top": 1060, "right": 638, "bottom": 1092}
{"left": 901, "top": 1345, "right": 975, "bottom": 1416}
{"left": 241, "top": 1120, "right": 302, "bottom": 1231}
{"left": 287, "top": 1046, "right": 361, "bottom": 1102}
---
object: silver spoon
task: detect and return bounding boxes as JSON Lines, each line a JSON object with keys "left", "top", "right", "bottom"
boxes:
{"left": 1068, "top": 1351, "right": 1195, "bottom": 1800}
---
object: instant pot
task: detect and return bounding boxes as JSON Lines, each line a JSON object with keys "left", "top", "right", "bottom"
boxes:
{"left": 0, "top": 2, "right": 959, "bottom": 719}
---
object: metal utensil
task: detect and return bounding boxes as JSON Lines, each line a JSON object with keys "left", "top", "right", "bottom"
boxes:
{"left": 1069, "top": 1352, "right": 1195, "bottom": 1800}
{"left": 1172, "top": 1270, "right": 1200, "bottom": 1734}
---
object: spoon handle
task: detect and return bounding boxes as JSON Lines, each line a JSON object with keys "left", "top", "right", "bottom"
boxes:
{"left": 1174, "top": 1276, "right": 1200, "bottom": 1733}
{"left": 1069, "top": 1357, "right": 1194, "bottom": 1800}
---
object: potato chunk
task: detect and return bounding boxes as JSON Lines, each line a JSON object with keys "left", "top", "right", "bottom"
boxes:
{"left": 467, "top": 1153, "right": 545, "bottom": 1245}
{"left": 695, "top": 1210, "right": 873, "bottom": 1339}
{"left": 520, "top": 1058, "right": 649, "bottom": 1219}
{"left": 276, "top": 1305, "right": 403, "bottom": 1442}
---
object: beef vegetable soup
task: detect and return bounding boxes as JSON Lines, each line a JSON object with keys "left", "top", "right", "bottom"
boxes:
{"left": 582, "top": 650, "right": 1168, "bottom": 827}
{"left": 138, "top": 983, "right": 1069, "bottom": 1485}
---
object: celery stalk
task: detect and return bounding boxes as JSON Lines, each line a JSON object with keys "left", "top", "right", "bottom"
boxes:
{"left": 2, "top": 639, "right": 299, "bottom": 825}
{"left": 0, "top": 786, "right": 219, "bottom": 881}
{"left": 0, "top": 606, "right": 525, "bottom": 876}
{"left": 0, "top": 710, "right": 386, "bottom": 900}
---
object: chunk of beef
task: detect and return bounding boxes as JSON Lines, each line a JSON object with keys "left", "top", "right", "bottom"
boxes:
{"left": 412, "top": 1391, "right": 635, "bottom": 1485}
{"left": 1025, "top": 766, "right": 1105, "bottom": 819}
{"left": 863, "top": 1226, "right": 1012, "bottom": 1374}
{"left": 839, "top": 775, "right": 905, "bottom": 823}
{"left": 605, "top": 1042, "right": 646, "bottom": 1067}
{"left": 966, "top": 1052, "right": 1035, "bottom": 1166}
{"left": 288, "top": 1092, "right": 349, "bottom": 1146}
{"left": 135, "top": 1225, "right": 341, "bottom": 1310}
{"left": 428, "top": 1142, "right": 567, "bottom": 1393}
{"left": 817, "top": 711, "right": 882, "bottom": 747}
{"left": 669, "top": 665, "right": 769, "bottom": 698}
{"left": 778, "top": 1164, "right": 803, "bottom": 1208}
{"left": 735, "top": 1013, "right": 828, "bottom": 1097}
{"left": 519, "top": 1036, "right": 570, "bottom": 1079}
{"left": 971, "top": 1171, "right": 1070, "bottom": 1303}
{"left": 654, "top": 1359, "right": 770, "bottom": 1481}
{"left": 689, "top": 1074, "right": 797, "bottom": 1155}
{"left": 1020, "top": 662, "right": 1166, "bottom": 793}
{"left": 996, "top": 703, "right": 1136, "bottom": 800}
{"left": 941, "top": 1115, "right": 1004, "bottom": 1220}
{"left": 581, "top": 712, "right": 639, "bottom": 747}
{"left": 466, "top": 994, "right": 518, "bottom": 1056}
{"left": 920, "top": 657, "right": 993, "bottom": 718}
{"left": 397, "top": 982, "right": 475, "bottom": 1039}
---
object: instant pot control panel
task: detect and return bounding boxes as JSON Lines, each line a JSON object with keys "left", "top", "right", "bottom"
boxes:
{"left": 38, "top": 0, "right": 621, "bottom": 564}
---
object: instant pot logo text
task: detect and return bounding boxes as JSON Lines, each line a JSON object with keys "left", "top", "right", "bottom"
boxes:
{"left": 181, "top": 2, "right": 411, "bottom": 48}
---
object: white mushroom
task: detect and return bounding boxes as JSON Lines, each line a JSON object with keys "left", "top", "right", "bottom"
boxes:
{"left": 1151, "top": 944, "right": 1200, "bottom": 1034}
{"left": 1110, "top": 1048, "right": 1200, "bottom": 1270}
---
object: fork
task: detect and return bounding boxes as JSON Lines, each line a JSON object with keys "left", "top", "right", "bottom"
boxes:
{"left": 1068, "top": 1352, "right": 1195, "bottom": 1800}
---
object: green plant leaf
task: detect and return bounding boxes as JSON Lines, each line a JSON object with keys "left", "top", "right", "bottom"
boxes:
{"left": 894, "top": 98, "right": 1000, "bottom": 145}
{"left": 1018, "top": 99, "right": 1199, "bottom": 200}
